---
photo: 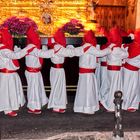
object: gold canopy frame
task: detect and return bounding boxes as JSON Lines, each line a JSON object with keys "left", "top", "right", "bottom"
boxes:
{"left": 0, "top": 0, "right": 97, "bottom": 36}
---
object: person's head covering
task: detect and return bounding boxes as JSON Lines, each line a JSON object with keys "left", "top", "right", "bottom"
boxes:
{"left": 26, "top": 27, "right": 41, "bottom": 49}
{"left": 26, "top": 27, "right": 43, "bottom": 64}
{"left": 109, "top": 27, "right": 122, "bottom": 47}
{"left": 0, "top": 28, "right": 19, "bottom": 67}
{"left": 120, "top": 28, "right": 128, "bottom": 37}
{"left": 127, "top": 29, "right": 135, "bottom": 40}
{"left": 0, "top": 28, "right": 13, "bottom": 50}
{"left": 83, "top": 30, "right": 97, "bottom": 47}
{"left": 0, "top": 31, "right": 2, "bottom": 43}
{"left": 128, "top": 43, "right": 140, "bottom": 58}
{"left": 53, "top": 28, "right": 66, "bottom": 47}
{"left": 128, "top": 28, "right": 140, "bottom": 58}
{"left": 134, "top": 28, "right": 140, "bottom": 44}
{"left": 127, "top": 29, "right": 134, "bottom": 35}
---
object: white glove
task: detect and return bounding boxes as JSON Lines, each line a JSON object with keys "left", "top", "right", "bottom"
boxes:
{"left": 121, "top": 44, "right": 125, "bottom": 49}
{"left": 96, "top": 44, "right": 100, "bottom": 49}
{"left": 42, "top": 45, "right": 48, "bottom": 51}
{"left": 128, "top": 33, "right": 134, "bottom": 40}
{"left": 14, "top": 45, "right": 21, "bottom": 52}
{"left": 66, "top": 45, "right": 75, "bottom": 49}
{"left": 108, "top": 43, "right": 116, "bottom": 49}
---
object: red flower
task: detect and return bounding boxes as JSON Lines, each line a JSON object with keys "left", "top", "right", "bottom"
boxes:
{"left": 0, "top": 16, "right": 38, "bottom": 36}
{"left": 62, "top": 19, "right": 84, "bottom": 35}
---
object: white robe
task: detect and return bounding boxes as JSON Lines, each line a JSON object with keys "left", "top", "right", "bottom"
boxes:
{"left": 101, "top": 47, "right": 128, "bottom": 111}
{"left": 122, "top": 56, "right": 140, "bottom": 110}
{"left": 25, "top": 47, "right": 54, "bottom": 110}
{"left": 95, "top": 45, "right": 101, "bottom": 90}
{"left": 74, "top": 46, "right": 111, "bottom": 114}
{"left": 99, "top": 56, "right": 107, "bottom": 101}
{"left": 0, "top": 45, "right": 28, "bottom": 113}
{"left": 139, "top": 70, "right": 140, "bottom": 103}
{"left": 48, "top": 45, "right": 84, "bottom": 109}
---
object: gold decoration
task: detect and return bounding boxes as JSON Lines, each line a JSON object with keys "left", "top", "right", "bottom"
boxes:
{"left": 0, "top": 0, "right": 97, "bottom": 36}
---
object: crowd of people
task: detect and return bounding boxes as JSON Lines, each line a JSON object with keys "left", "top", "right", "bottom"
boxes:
{"left": 0, "top": 25, "right": 140, "bottom": 117}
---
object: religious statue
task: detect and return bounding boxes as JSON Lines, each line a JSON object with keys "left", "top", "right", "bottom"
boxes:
{"left": 39, "top": 0, "right": 54, "bottom": 24}
{"left": 41, "top": 12, "right": 51, "bottom": 24}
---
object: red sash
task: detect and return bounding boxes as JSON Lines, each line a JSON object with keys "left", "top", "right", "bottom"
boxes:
{"left": 79, "top": 67, "right": 96, "bottom": 73}
{"left": 101, "top": 62, "right": 107, "bottom": 67}
{"left": 53, "top": 64, "right": 63, "bottom": 68}
{"left": 0, "top": 68, "right": 16, "bottom": 73}
{"left": 107, "top": 65, "right": 121, "bottom": 71}
{"left": 124, "top": 63, "right": 139, "bottom": 71}
{"left": 26, "top": 67, "right": 41, "bottom": 73}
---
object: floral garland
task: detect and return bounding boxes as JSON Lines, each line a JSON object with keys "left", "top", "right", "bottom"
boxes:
{"left": 0, "top": 16, "right": 38, "bottom": 36}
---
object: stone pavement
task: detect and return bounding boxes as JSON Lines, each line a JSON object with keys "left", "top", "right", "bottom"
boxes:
{"left": 1, "top": 95, "right": 140, "bottom": 140}
{"left": 43, "top": 132, "right": 140, "bottom": 140}
{"left": 3, "top": 132, "right": 140, "bottom": 140}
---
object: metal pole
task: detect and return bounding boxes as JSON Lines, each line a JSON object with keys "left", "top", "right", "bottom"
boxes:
{"left": 113, "top": 90, "right": 124, "bottom": 140}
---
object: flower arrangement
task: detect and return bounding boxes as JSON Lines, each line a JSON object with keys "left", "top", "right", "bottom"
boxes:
{"left": 0, "top": 16, "right": 38, "bottom": 36}
{"left": 62, "top": 19, "right": 84, "bottom": 35}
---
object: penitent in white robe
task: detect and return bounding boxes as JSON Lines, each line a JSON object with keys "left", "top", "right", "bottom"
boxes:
{"left": 74, "top": 46, "right": 111, "bottom": 114}
{"left": 48, "top": 45, "right": 84, "bottom": 110}
{"left": 101, "top": 47, "right": 128, "bottom": 111}
{"left": 0, "top": 44, "right": 29, "bottom": 113}
{"left": 25, "top": 46, "right": 54, "bottom": 110}
{"left": 122, "top": 55, "right": 140, "bottom": 110}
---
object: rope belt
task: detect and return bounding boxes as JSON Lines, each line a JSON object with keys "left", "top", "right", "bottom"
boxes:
{"left": 101, "top": 62, "right": 107, "bottom": 67}
{"left": 79, "top": 67, "right": 96, "bottom": 74}
{"left": 107, "top": 65, "right": 121, "bottom": 71}
{"left": 0, "top": 68, "right": 16, "bottom": 73}
{"left": 53, "top": 64, "right": 63, "bottom": 68}
{"left": 124, "top": 62, "right": 139, "bottom": 71}
{"left": 26, "top": 67, "right": 41, "bottom": 73}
